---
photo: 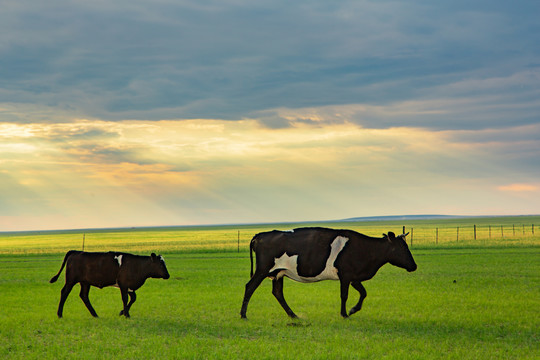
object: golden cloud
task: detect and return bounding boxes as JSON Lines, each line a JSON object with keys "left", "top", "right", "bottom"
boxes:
{"left": 497, "top": 184, "right": 539, "bottom": 192}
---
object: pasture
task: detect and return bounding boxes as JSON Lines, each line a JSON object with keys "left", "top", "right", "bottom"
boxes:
{"left": 0, "top": 217, "right": 539, "bottom": 359}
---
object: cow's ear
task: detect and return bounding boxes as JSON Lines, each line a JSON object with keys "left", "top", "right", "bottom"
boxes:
{"left": 388, "top": 232, "right": 396, "bottom": 240}
{"left": 151, "top": 253, "right": 157, "bottom": 261}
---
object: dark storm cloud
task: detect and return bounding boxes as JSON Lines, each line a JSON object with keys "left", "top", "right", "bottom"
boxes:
{"left": 1, "top": 0, "right": 539, "bottom": 130}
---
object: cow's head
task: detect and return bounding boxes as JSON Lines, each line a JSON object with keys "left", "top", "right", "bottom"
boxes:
{"left": 150, "top": 253, "right": 170, "bottom": 279}
{"left": 384, "top": 232, "right": 417, "bottom": 272}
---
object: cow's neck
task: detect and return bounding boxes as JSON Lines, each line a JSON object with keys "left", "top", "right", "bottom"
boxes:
{"left": 370, "top": 238, "right": 393, "bottom": 270}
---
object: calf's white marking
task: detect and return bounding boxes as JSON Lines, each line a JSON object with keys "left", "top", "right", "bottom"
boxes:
{"left": 269, "top": 236, "right": 349, "bottom": 283}
{"left": 114, "top": 255, "right": 123, "bottom": 267}
{"left": 112, "top": 283, "right": 134, "bottom": 292}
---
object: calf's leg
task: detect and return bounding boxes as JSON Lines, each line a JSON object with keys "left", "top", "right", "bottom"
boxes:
{"left": 120, "top": 288, "right": 131, "bottom": 318}
{"left": 240, "top": 272, "right": 266, "bottom": 319}
{"left": 79, "top": 282, "right": 98, "bottom": 317}
{"left": 348, "top": 281, "right": 367, "bottom": 316}
{"left": 272, "top": 277, "right": 297, "bottom": 318}
{"left": 57, "top": 281, "right": 75, "bottom": 318}
{"left": 119, "top": 291, "right": 136, "bottom": 316}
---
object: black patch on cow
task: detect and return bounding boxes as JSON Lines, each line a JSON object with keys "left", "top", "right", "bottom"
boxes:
{"left": 294, "top": 229, "right": 335, "bottom": 278}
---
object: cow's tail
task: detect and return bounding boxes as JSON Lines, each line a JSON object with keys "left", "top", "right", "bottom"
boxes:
{"left": 49, "top": 250, "right": 78, "bottom": 283}
{"left": 249, "top": 235, "right": 257, "bottom": 278}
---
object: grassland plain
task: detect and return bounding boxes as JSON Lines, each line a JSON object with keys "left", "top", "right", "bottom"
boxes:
{"left": 1, "top": 215, "right": 539, "bottom": 254}
{"left": 0, "top": 217, "right": 539, "bottom": 359}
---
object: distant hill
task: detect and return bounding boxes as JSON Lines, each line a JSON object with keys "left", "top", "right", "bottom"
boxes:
{"left": 340, "top": 215, "right": 466, "bottom": 222}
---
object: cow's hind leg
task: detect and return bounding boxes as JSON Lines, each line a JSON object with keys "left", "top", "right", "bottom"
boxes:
{"left": 272, "top": 277, "right": 297, "bottom": 318}
{"left": 348, "top": 281, "right": 367, "bottom": 316}
{"left": 57, "top": 281, "right": 76, "bottom": 318}
{"left": 119, "top": 291, "right": 136, "bottom": 316}
{"left": 240, "top": 272, "right": 266, "bottom": 319}
{"left": 79, "top": 282, "right": 98, "bottom": 317}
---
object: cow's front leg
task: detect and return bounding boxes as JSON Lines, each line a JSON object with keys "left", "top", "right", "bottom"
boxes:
{"left": 119, "top": 291, "right": 136, "bottom": 317}
{"left": 348, "top": 281, "right": 367, "bottom": 316}
{"left": 120, "top": 287, "right": 131, "bottom": 318}
{"left": 339, "top": 278, "right": 350, "bottom": 318}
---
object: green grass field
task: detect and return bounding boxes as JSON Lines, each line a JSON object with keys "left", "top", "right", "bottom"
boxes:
{"left": 1, "top": 217, "right": 539, "bottom": 359}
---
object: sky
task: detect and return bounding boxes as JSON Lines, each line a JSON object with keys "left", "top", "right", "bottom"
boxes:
{"left": 1, "top": 0, "right": 539, "bottom": 231}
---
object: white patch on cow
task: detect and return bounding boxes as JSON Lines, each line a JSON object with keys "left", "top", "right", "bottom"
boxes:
{"left": 269, "top": 236, "right": 349, "bottom": 283}
{"left": 284, "top": 229, "right": 294, "bottom": 233}
{"left": 114, "top": 255, "right": 123, "bottom": 267}
{"left": 159, "top": 255, "right": 164, "bottom": 262}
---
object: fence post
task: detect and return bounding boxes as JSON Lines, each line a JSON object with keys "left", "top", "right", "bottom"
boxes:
{"left": 474, "top": 225, "right": 476, "bottom": 241}
{"left": 237, "top": 230, "right": 240, "bottom": 253}
{"left": 501, "top": 225, "right": 504, "bottom": 238}
{"left": 533, "top": 224, "right": 535, "bottom": 235}
{"left": 513, "top": 224, "right": 515, "bottom": 237}
{"left": 411, "top": 228, "right": 414, "bottom": 247}
{"left": 82, "top": 233, "right": 85, "bottom": 251}
{"left": 436, "top": 228, "right": 438, "bottom": 244}
{"left": 457, "top": 227, "right": 459, "bottom": 242}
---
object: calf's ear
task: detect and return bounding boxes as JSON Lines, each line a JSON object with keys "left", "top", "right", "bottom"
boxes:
{"left": 387, "top": 232, "right": 396, "bottom": 240}
{"left": 151, "top": 253, "right": 157, "bottom": 261}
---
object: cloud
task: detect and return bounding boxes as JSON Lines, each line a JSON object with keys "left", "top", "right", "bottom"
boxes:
{"left": 498, "top": 184, "right": 539, "bottom": 192}
{"left": 1, "top": 1, "right": 538, "bottom": 130}
{"left": 2, "top": 118, "right": 540, "bottom": 230}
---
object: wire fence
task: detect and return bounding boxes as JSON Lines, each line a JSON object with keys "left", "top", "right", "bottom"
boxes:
{"left": 403, "top": 223, "right": 538, "bottom": 247}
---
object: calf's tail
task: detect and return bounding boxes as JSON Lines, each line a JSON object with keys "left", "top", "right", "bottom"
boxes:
{"left": 49, "top": 250, "right": 78, "bottom": 283}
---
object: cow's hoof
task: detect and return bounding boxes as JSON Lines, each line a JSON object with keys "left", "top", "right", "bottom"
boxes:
{"left": 348, "top": 307, "right": 360, "bottom": 316}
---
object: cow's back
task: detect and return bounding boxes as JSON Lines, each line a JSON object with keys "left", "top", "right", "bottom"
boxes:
{"left": 253, "top": 227, "right": 338, "bottom": 254}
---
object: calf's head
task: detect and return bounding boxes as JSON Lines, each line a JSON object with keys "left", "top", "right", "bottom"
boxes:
{"left": 150, "top": 253, "right": 170, "bottom": 279}
{"left": 385, "top": 232, "right": 417, "bottom": 272}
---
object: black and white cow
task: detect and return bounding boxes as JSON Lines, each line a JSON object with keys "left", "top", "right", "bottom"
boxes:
{"left": 240, "top": 227, "right": 417, "bottom": 318}
{"left": 50, "top": 250, "right": 170, "bottom": 318}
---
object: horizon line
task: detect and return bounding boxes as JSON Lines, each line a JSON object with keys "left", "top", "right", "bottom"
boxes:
{"left": 2, "top": 214, "right": 540, "bottom": 235}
